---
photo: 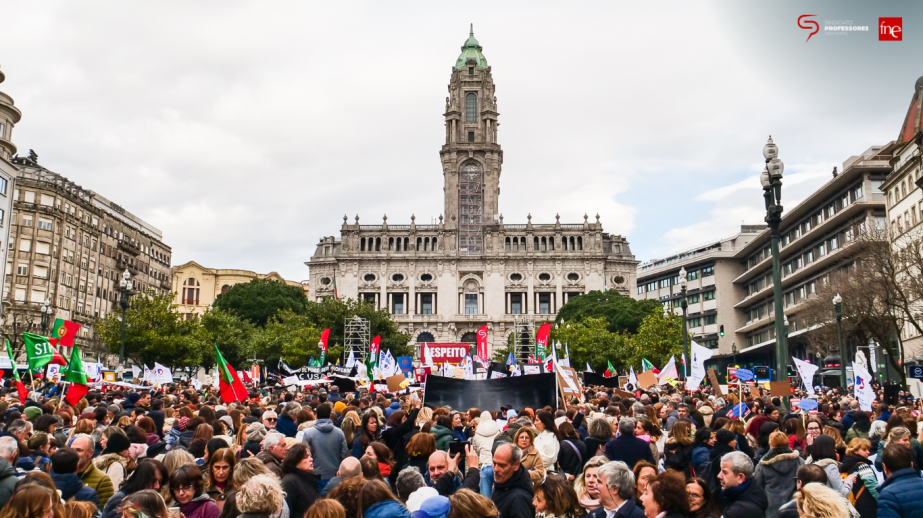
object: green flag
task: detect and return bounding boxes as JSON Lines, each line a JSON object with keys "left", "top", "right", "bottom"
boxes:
{"left": 604, "top": 360, "right": 616, "bottom": 377}
{"left": 215, "top": 345, "right": 234, "bottom": 386}
{"left": 5, "top": 340, "right": 21, "bottom": 383}
{"left": 64, "top": 346, "right": 89, "bottom": 406}
{"left": 23, "top": 332, "right": 56, "bottom": 371}
{"left": 6, "top": 340, "right": 27, "bottom": 404}
{"left": 642, "top": 358, "right": 656, "bottom": 372}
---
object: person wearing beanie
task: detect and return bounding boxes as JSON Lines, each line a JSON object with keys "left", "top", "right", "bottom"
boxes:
{"left": 124, "top": 393, "right": 140, "bottom": 410}
{"left": 334, "top": 401, "right": 347, "bottom": 415}
{"left": 416, "top": 495, "right": 450, "bottom": 518}
{"left": 702, "top": 428, "right": 740, "bottom": 491}
{"left": 94, "top": 432, "right": 133, "bottom": 490}
{"left": 243, "top": 423, "right": 266, "bottom": 458}
{"left": 23, "top": 406, "right": 42, "bottom": 421}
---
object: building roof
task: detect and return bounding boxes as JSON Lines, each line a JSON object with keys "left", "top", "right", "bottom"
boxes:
{"left": 898, "top": 76, "right": 923, "bottom": 144}
{"left": 455, "top": 24, "right": 489, "bottom": 69}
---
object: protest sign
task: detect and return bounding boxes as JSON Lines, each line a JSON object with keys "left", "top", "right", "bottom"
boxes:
{"left": 636, "top": 370, "right": 658, "bottom": 389}
{"left": 423, "top": 373, "right": 557, "bottom": 411}
{"left": 707, "top": 367, "right": 724, "bottom": 397}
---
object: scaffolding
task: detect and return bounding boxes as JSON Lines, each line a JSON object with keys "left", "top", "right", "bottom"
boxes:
{"left": 344, "top": 316, "right": 370, "bottom": 363}
{"left": 512, "top": 319, "right": 535, "bottom": 363}
{"left": 458, "top": 163, "right": 483, "bottom": 255}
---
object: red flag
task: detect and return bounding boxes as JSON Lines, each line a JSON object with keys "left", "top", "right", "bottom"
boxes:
{"left": 51, "top": 319, "right": 81, "bottom": 348}
{"left": 476, "top": 325, "right": 488, "bottom": 361}
{"left": 215, "top": 345, "right": 248, "bottom": 403}
{"left": 319, "top": 328, "right": 330, "bottom": 356}
{"left": 536, "top": 323, "right": 551, "bottom": 358}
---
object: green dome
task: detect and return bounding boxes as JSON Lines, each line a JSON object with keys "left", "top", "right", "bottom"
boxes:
{"left": 455, "top": 24, "right": 488, "bottom": 69}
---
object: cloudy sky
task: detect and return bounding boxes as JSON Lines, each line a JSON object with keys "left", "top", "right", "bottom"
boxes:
{"left": 1, "top": 1, "right": 921, "bottom": 280}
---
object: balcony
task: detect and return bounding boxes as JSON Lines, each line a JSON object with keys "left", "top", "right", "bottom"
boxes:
{"left": 118, "top": 239, "right": 140, "bottom": 256}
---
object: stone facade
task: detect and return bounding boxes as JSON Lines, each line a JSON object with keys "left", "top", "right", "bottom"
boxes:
{"left": 308, "top": 29, "right": 638, "bottom": 356}
{"left": 172, "top": 260, "right": 309, "bottom": 318}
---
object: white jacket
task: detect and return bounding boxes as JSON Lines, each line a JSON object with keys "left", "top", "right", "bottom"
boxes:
{"left": 471, "top": 411, "right": 499, "bottom": 468}
{"left": 534, "top": 429, "right": 560, "bottom": 471}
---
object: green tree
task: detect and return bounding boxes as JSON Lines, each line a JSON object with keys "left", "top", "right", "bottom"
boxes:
{"left": 251, "top": 310, "right": 323, "bottom": 368}
{"left": 628, "top": 310, "right": 684, "bottom": 372}
{"left": 96, "top": 291, "right": 202, "bottom": 369}
{"left": 212, "top": 279, "right": 308, "bottom": 327}
{"left": 274, "top": 297, "right": 412, "bottom": 367}
{"left": 556, "top": 291, "right": 662, "bottom": 334}
{"left": 551, "top": 317, "right": 632, "bottom": 373}
{"left": 194, "top": 309, "right": 256, "bottom": 369}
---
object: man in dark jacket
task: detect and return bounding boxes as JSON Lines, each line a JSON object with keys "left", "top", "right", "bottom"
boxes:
{"left": 491, "top": 444, "right": 534, "bottom": 518}
{"left": 0, "top": 437, "right": 19, "bottom": 509}
{"left": 604, "top": 418, "right": 655, "bottom": 469}
{"left": 275, "top": 402, "right": 300, "bottom": 438}
{"left": 878, "top": 442, "right": 923, "bottom": 518}
{"left": 148, "top": 399, "right": 165, "bottom": 439}
{"left": 50, "top": 448, "right": 99, "bottom": 506}
{"left": 590, "top": 461, "right": 644, "bottom": 518}
{"left": 717, "top": 451, "right": 767, "bottom": 518}
{"left": 256, "top": 432, "right": 287, "bottom": 478}
{"left": 302, "top": 403, "right": 348, "bottom": 489}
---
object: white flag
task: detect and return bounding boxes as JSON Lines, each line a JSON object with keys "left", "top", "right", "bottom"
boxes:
{"left": 658, "top": 356, "right": 678, "bottom": 384}
{"left": 793, "top": 357, "right": 819, "bottom": 395}
{"left": 586, "top": 362, "right": 593, "bottom": 373}
{"left": 131, "top": 365, "right": 141, "bottom": 380}
{"left": 687, "top": 340, "right": 713, "bottom": 390}
{"left": 345, "top": 349, "right": 356, "bottom": 369}
{"left": 628, "top": 366, "right": 638, "bottom": 387}
{"left": 853, "top": 361, "right": 875, "bottom": 411}
{"left": 154, "top": 362, "right": 174, "bottom": 384}
{"left": 143, "top": 364, "right": 152, "bottom": 382}
{"left": 424, "top": 343, "right": 434, "bottom": 367}
{"left": 511, "top": 364, "right": 522, "bottom": 377}
{"left": 561, "top": 344, "right": 571, "bottom": 368}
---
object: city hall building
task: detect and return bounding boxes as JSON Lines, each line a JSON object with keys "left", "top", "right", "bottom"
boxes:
{"left": 308, "top": 28, "right": 639, "bottom": 355}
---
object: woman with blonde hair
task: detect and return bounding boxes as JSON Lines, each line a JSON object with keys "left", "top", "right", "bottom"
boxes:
{"left": 448, "top": 488, "right": 498, "bottom": 518}
{"left": 118, "top": 490, "right": 169, "bottom": 518}
{"left": 236, "top": 474, "right": 286, "bottom": 518}
{"left": 575, "top": 456, "right": 608, "bottom": 513}
{"left": 0, "top": 484, "right": 57, "bottom": 518}
{"left": 9, "top": 472, "right": 65, "bottom": 518}
{"left": 513, "top": 427, "right": 546, "bottom": 483}
{"left": 795, "top": 482, "right": 850, "bottom": 518}
{"left": 663, "top": 420, "right": 694, "bottom": 477}
{"left": 753, "top": 430, "right": 804, "bottom": 518}
{"left": 305, "top": 499, "right": 346, "bottom": 518}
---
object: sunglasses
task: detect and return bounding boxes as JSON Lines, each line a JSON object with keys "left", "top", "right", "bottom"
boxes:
{"left": 264, "top": 418, "right": 277, "bottom": 422}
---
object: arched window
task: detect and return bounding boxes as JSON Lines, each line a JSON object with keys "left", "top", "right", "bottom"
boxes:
{"left": 417, "top": 332, "right": 435, "bottom": 343}
{"left": 182, "top": 278, "right": 200, "bottom": 305}
{"left": 388, "top": 237, "right": 394, "bottom": 251}
{"left": 577, "top": 236, "right": 583, "bottom": 250}
{"left": 505, "top": 237, "right": 511, "bottom": 251}
{"left": 466, "top": 93, "right": 477, "bottom": 122}
{"left": 417, "top": 237, "right": 422, "bottom": 251}
{"left": 361, "top": 237, "right": 366, "bottom": 251}
{"left": 375, "top": 237, "right": 381, "bottom": 251}
{"left": 221, "top": 285, "right": 230, "bottom": 294}
{"left": 460, "top": 332, "right": 477, "bottom": 343}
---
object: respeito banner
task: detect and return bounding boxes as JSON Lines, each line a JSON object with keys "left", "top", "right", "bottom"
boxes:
{"left": 423, "top": 372, "right": 558, "bottom": 410}
{"left": 420, "top": 343, "right": 471, "bottom": 365}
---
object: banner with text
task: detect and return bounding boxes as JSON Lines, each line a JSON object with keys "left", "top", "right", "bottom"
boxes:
{"left": 423, "top": 372, "right": 558, "bottom": 411}
{"left": 421, "top": 343, "right": 471, "bottom": 365}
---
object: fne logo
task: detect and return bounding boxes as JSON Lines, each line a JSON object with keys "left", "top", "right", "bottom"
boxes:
{"left": 880, "top": 17, "right": 902, "bottom": 41}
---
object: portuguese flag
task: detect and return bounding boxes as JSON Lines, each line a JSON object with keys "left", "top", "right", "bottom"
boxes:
{"left": 604, "top": 359, "right": 617, "bottom": 378}
{"left": 642, "top": 357, "right": 660, "bottom": 374}
{"left": 63, "top": 346, "right": 89, "bottom": 406}
{"left": 5, "top": 340, "right": 27, "bottom": 404}
{"left": 51, "top": 319, "right": 81, "bottom": 348}
{"left": 215, "top": 345, "right": 247, "bottom": 403}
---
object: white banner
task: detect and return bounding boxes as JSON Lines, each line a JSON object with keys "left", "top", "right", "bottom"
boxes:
{"left": 853, "top": 361, "right": 875, "bottom": 411}
{"left": 153, "top": 363, "right": 174, "bottom": 384}
{"left": 793, "top": 357, "right": 820, "bottom": 395}
{"left": 687, "top": 340, "right": 713, "bottom": 390}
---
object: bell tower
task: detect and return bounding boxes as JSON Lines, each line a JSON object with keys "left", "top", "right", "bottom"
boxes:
{"left": 440, "top": 25, "right": 502, "bottom": 255}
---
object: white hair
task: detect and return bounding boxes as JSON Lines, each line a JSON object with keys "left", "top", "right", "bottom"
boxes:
{"left": 262, "top": 432, "right": 285, "bottom": 451}
{"left": 0, "top": 436, "right": 18, "bottom": 460}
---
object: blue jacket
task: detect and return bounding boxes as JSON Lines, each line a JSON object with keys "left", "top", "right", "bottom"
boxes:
{"left": 51, "top": 472, "right": 99, "bottom": 506}
{"left": 364, "top": 500, "right": 412, "bottom": 518}
{"left": 878, "top": 467, "right": 923, "bottom": 518}
{"left": 276, "top": 414, "right": 298, "bottom": 438}
{"left": 604, "top": 434, "right": 655, "bottom": 470}
{"left": 384, "top": 401, "right": 401, "bottom": 419}
{"left": 692, "top": 445, "right": 711, "bottom": 474}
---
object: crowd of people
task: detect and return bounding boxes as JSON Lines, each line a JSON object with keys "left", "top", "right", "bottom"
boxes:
{"left": 0, "top": 377, "right": 919, "bottom": 518}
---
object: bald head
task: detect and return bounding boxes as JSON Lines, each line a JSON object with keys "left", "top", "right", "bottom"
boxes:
{"left": 338, "top": 456, "right": 361, "bottom": 478}
{"left": 428, "top": 450, "right": 450, "bottom": 480}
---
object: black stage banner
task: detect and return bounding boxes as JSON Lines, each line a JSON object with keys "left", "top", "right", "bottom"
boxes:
{"left": 423, "top": 373, "right": 557, "bottom": 411}
{"left": 584, "top": 371, "right": 621, "bottom": 389}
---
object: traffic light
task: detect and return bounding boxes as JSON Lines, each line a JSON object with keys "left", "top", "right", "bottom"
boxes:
{"left": 719, "top": 325, "right": 725, "bottom": 337}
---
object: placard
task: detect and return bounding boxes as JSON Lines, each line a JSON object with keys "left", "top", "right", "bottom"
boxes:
{"left": 769, "top": 381, "right": 792, "bottom": 397}
{"left": 103, "top": 371, "right": 116, "bottom": 382}
{"left": 613, "top": 389, "right": 635, "bottom": 399}
{"left": 281, "top": 375, "right": 299, "bottom": 386}
{"left": 618, "top": 376, "right": 628, "bottom": 388}
{"left": 420, "top": 343, "right": 471, "bottom": 365}
{"left": 386, "top": 374, "right": 406, "bottom": 393}
{"left": 490, "top": 371, "right": 508, "bottom": 379}
{"left": 636, "top": 370, "right": 658, "bottom": 389}
{"left": 556, "top": 366, "right": 583, "bottom": 402}
{"left": 707, "top": 367, "right": 724, "bottom": 397}
{"left": 523, "top": 365, "right": 542, "bottom": 376}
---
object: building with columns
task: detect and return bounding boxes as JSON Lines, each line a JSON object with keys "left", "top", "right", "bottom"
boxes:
{"left": 308, "top": 27, "right": 639, "bottom": 356}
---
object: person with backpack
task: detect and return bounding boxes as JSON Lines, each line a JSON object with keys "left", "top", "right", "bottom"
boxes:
{"left": 840, "top": 438, "right": 879, "bottom": 518}
{"left": 663, "top": 420, "right": 695, "bottom": 477}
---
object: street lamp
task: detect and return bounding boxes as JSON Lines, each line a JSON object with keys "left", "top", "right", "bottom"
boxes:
{"left": 118, "top": 269, "right": 133, "bottom": 376}
{"left": 679, "top": 267, "right": 688, "bottom": 381}
{"left": 760, "top": 136, "right": 788, "bottom": 386}
{"left": 833, "top": 293, "right": 848, "bottom": 389}
{"left": 40, "top": 298, "right": 51, "bottom": 336}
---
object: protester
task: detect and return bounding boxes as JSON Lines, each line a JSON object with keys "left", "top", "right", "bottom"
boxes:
{"left": 170, "top": 465, "right": 220, "bottom": 518}
{"left": 752, "top": 430, "right": 803, "bottom": 518}
{"left": 491, "top": 443, "right": 535, "bottom": 518}
{"left": 50, "top": 447, "right": 99, "bottom": 506}
{"left": 575, "top": 456, "right": 608, "bottom": 514}
{"left": 687, "top": 477, "right": 720, "bottom": 518}
{"left": 878, "top": 442, "right": 923, "bottom": 518}
{"left": 357, "top": 479, "right": 411, "bottom": 518}
{"left": 280, "top": 443, "right": 320, "bottom": 518}
{"left": 839, "top": 438, "right": 879, "bottom": 518}
{"left": 235, "top": 474, "right": 286, "bottom": 518}
{"left": 663, "top": 420, "right": 694, "bottom": 477}
{"left": 717, "top": 451, "right": 768, "bottom": 518}
{"left": 100, "top": 458, "right": 168, "bottom": 518}
{"left": 513, "top": 426, "right": 546, "bottom": 484}
{"left": 69, "top": 434, "right": 115, "bottom": 507}
{"left": 591, "top": 461, "right": 643, "bottom": 518}
{"left": 533, "top": 411, "right": 561, "bottom": 472}
{"left": 640, "top": 470, "right": 690, "bottom": 518}
{"left": 0, "top": 484, "right": 56, "bottom": 518}
{"left": 94, "top": 431, "right": 133, "bottom": 491}
{"left": 120, "top": 490, "right": 169, "bottom": 518}
{"left": 256, "top": 432, "right": 286, "bottom": 478}
{"left": 533, "top": 476, "right": 583, "bottom": 518}
{"left": 204, "top": 448, "right": 235, "bottom": 510}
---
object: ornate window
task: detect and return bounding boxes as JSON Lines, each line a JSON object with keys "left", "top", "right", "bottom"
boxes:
{"left": 221, "top": 284, "right": 230, "bottom": 294}
{"left": 417, "top": 332, "right": 435, "bottom": 343}
{"left": 466, "top": 93, "right": 477, "bottom": 122}
{"left": 183, "top": 278, "right": 200, "bottom": 305}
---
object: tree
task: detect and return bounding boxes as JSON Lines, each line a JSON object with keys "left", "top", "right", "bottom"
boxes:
{"left": 251, "top": 310, "right": 323, "bottom": 368}
{"left": 550, "top": 317, "right": 631, "bottom": 372}
{"left": 284, "top": 297, "right": 413, "bottom": 367}
{"left": 212, "top": 279, "right": 308, "bottom": 327}
{"left": 556, "top": 291, "right": 662, "bottom": 334}
{"left": 96, "top": 290, "right": 202, "bottom": 369}
{"left": 628, "top": 311, "right": 685, "bottom": 372}
{"left": 194, "top": 309, "right": 256, "bottom": 369}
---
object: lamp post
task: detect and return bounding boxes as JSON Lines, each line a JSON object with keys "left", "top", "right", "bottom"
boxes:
{"left": 833, "top": 293, "right": 848, "bottom": 389}
{"left": 118, "top": 269, "right": 133, "bottom": 376}
{"left": 679, "top": 267, "right": 688, "bottom": 381}
{"left": 760, "top": 136, "right": 788, "bottom": 385}
{"left": 40, "top": 298, "right": 51, "bottom": 336}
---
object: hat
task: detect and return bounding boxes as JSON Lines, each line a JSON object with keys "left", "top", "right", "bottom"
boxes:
{"left": 334, "top": 402, "right": 347, "bottom": 414}
{"left": 246, "top": 422, "right": 267, "bottom": 442}
{"left": 318, "top": 389, "right": 327, "bottom": 396}
{"left": 216, "top": 405, "right": 227, "bottom": 412}
{"left": 23, "top": 407, "right": 42, "bottom": 420}
{"left": 715, "top": 429, "right": 736, "bottom": 446}
{"left": 126, "top": 393, "right": 141, "bottom": 404}
{"left": 419, "top": 495, "right": 450, "bottom": 518}
{"left": 219, "top": 415, "right": 235, "bottom": 431}
{"left": 103, "top": 432, "right": 131, "bottom": 455}
{"left": 177, "top": 416, "right": 191, "bottom": 431}
{"left": 405, "top": 487, "right": 439, "bottom": 512}
{"left": 146, "top": 441, "right": 167, "bottom": 457}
